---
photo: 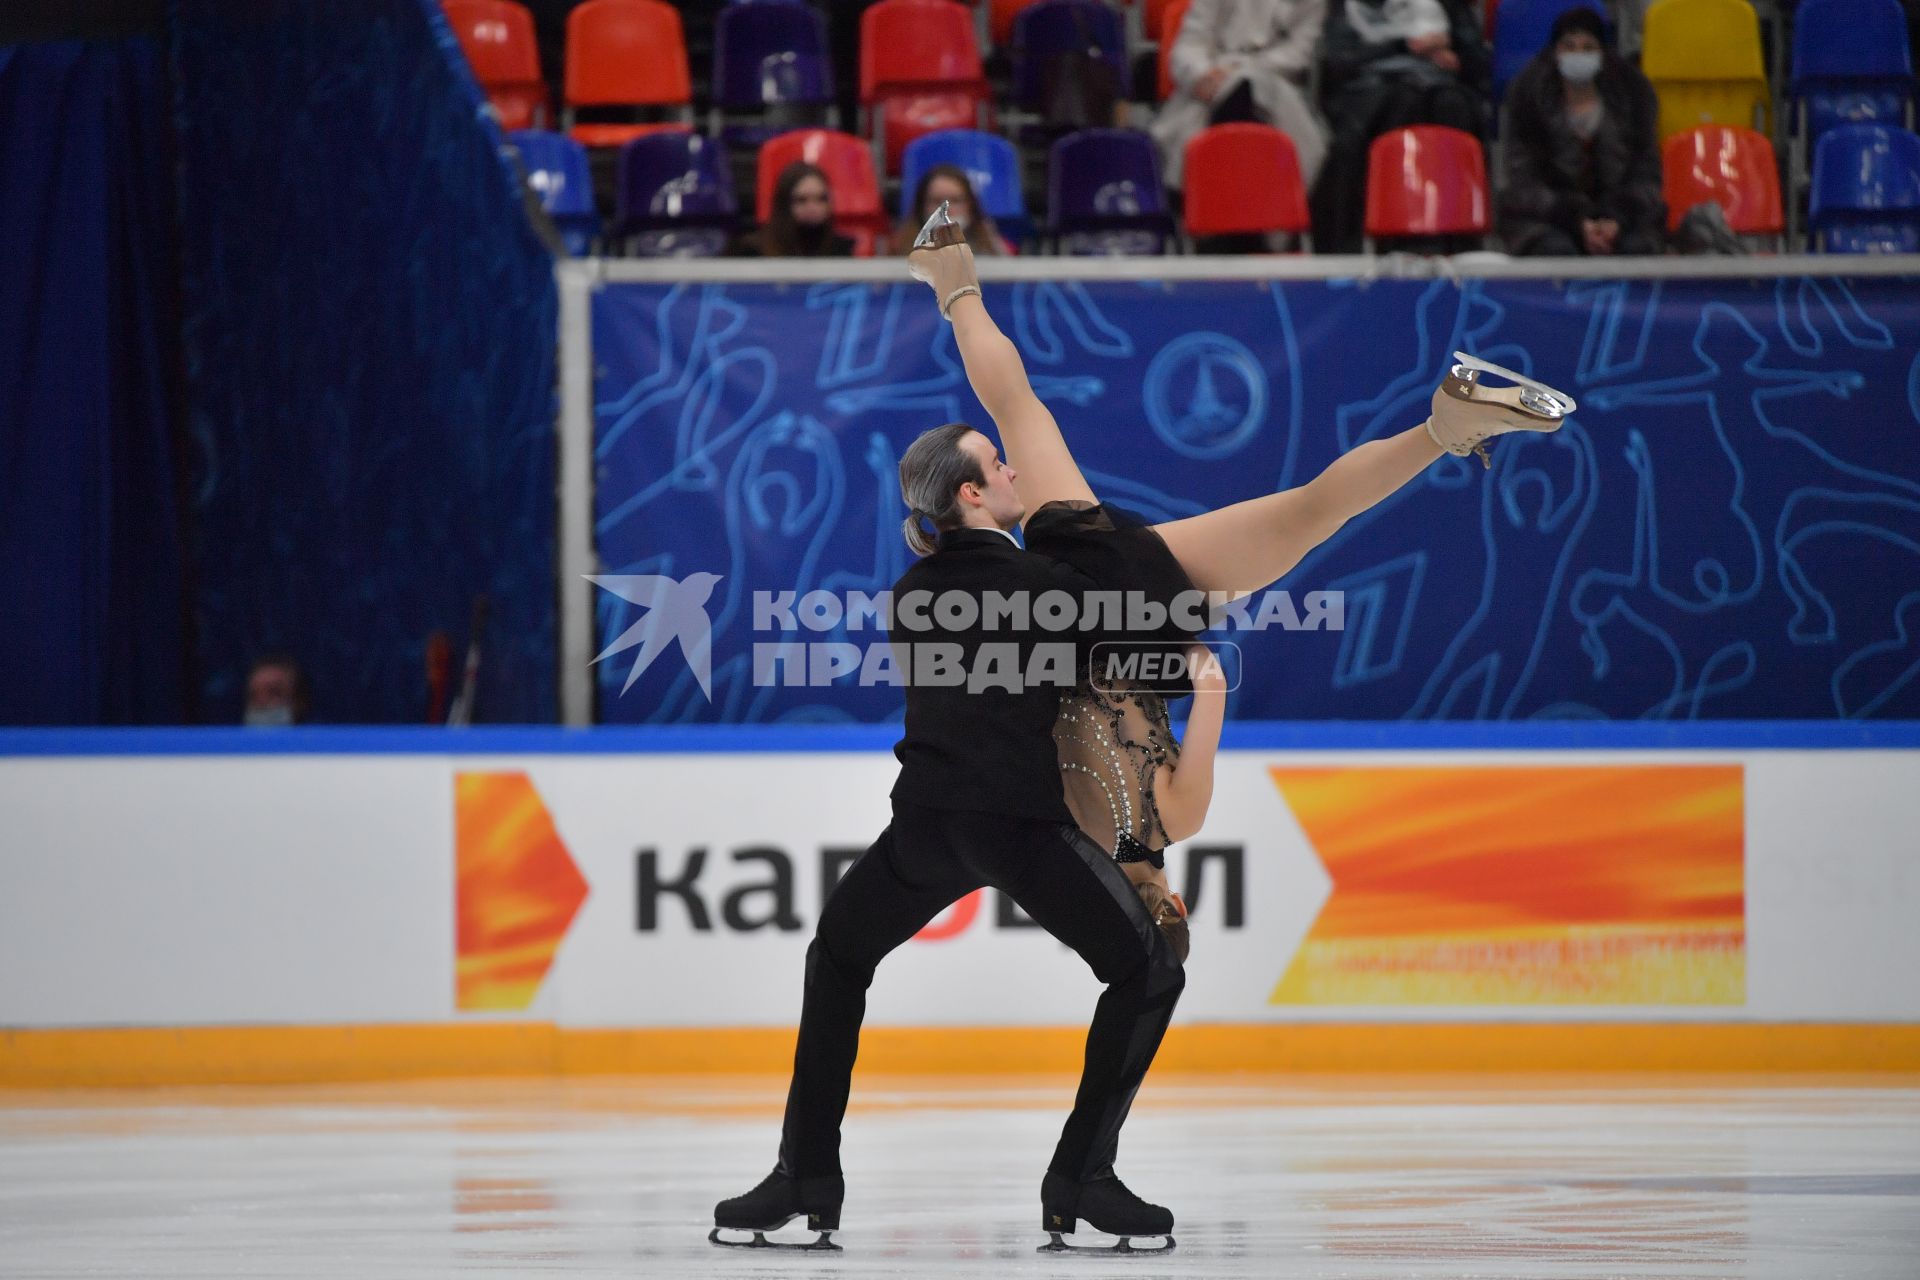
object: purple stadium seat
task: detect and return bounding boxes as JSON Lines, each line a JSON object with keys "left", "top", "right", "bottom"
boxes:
{"left": 613, "top": 132, "right": 738, "bottom": 257}
{"left": 1047, "top": 128, "right": 1173, "bottom": 255}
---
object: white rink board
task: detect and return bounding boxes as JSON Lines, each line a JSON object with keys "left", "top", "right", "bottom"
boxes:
{"left": 3, "top": 746, "right": 1919, "bottom": 1029}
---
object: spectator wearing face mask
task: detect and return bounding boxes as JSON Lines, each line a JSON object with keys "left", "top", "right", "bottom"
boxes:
{"left": 1498, "top": 6, "right": 1665, "bottom": 256}
{"left": 732, "top": 161, "right": 856, "bottom": 258}
{"left": 244, "top": 654, "right": 310, "bottom": 727}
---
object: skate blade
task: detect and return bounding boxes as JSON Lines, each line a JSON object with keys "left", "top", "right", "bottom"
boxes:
{"left": 1449, "top": 351, "right": 1577, "bottom": 418}
{"left": 1038, "top": 1230, "right": 1176, "bottom": 1255}
{"left": 912, "top": 199, "right": 962, "bottom": 250}
{"left": 708, "top": 1226, "right": 842, "bottom": 1252}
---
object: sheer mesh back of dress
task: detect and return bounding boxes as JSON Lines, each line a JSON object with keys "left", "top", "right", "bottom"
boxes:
{"left": 1053, "top": 679, "right": 1178, "bottom": 861}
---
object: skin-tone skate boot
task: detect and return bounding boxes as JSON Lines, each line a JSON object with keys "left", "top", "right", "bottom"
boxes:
{"left": 1424, "top": 352, "right": 1577, "bottom": 469}
{"left": 908, "top": 201, "right": 980, "bottom": 320}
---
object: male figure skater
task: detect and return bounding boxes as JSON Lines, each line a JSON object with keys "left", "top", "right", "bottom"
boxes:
{"left": 711, "top": 422, "right": 1186, "bottom": 1254}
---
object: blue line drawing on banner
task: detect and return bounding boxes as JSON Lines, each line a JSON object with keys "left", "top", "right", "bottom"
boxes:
{"left": 1777, "top": 488, "right": 1920, "bottom": 648}
{"left": 1077, "top": 469, "right": 1207, "bottom": 524}
{"left": 811, "top": 282, "right": 906, "bottom": 388}
{"left": 1265, "top": 282, "right": 1305, "bottom": 492}
{"left": 1570, "top": 279, "right": 1660, "bottom": 383}
{"left": 823, "top": 319, "right": 969, "bottom": 422}
{"left": 1410, "top": 420, "right": 1600, "bottom": 719}
{"left": 1143, "top": 332, "right": 1269, "bottom": 460}
{"left": 1326, "top": 552, "right": 1428, "bottom": 688}
{"left": 1010, "top": 281, "right": 1136, "bottom": 364}
{"left": 820, "top": 431, "right": 910, "bottom": 605}
{"left": 1776, "top": 276, "right": 1896, "bottom": 356}
{"left": 1833, "top": 591, "right": 1920, "bottom": 718}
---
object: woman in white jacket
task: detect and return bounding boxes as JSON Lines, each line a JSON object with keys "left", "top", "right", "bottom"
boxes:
{"left": 1149, "top": 0, "right": 1330, "bottom": 192}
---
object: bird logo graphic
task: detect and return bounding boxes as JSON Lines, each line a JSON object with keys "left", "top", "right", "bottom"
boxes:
{"left": 587, "top": 572, "right": 723, "bottom": 700}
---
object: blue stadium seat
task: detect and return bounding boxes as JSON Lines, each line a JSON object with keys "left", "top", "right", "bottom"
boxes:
{"left": 711, "top": 0, "right": 835, "bottom": 150}
{"left": 505, "top": 129, "right": 598, "bottom": 256}
{"left": 1493, "top": 0, "right": 1611, "bottom": 105}
{"left": 899, "top": 129, "right": 1031, "bottom": 246}
{"left": 1789, "top": 0, "right": 1916, "bottom": 145}
{"left": 1047, "top": 128, "right": 1173, "bottom": 255}
{"left": 613, "top": 132, "right": 737, "bottom": 258}
{"left": 1808, "top": 123, "right": 1920, "bottom": 252}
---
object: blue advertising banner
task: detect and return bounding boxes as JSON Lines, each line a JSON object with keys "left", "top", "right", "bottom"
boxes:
{"left": 591, "top": 276, "right": 1920, "bottom": 724}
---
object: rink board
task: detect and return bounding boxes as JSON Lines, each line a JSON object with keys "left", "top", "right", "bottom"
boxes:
{"left": 3, "top": 726, "right": 1918, "bottom": 1081}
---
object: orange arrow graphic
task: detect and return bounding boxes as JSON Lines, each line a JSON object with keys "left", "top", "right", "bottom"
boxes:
{"left": 456, "top": 772, "right": 590, "bottom": 1011}
{"left": 1268, "top": 765, "right": 1744, "bottom": 1006}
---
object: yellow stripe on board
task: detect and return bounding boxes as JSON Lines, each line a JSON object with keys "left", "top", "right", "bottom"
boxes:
{"left": 4, "top": 1023, "right": 1919, "bottom": 1088}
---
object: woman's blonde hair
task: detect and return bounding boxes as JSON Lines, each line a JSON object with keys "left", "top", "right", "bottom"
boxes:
{"left": 898, "top": 423, "right": 986, "bottom": 556}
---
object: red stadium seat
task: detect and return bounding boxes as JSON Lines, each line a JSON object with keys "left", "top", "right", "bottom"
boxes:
{"left": 1364, "top": 125, "right": 1490, "bottom": 240}
{"left": 1158, "top": 0, "right": 1191, "bottom": 100}
{"left": 1663, "top": 124, "right": 1784, "bottom": 236}
{"left": 756, "top": 129, "right": 890, "bottom": 256}
{"left": 443, "top": 0, "right": 548, "bottom": 129}
{"left": 1184, "top": 123, "right": 1309, "bottom": 239}
{"left": 564, "top": 0, "right": 692, "bottom": 145}
{"left": 861, "top": 0, "right": 992, "bottom": 175}
{"left": 1144, "top": 0, "right": 1179, "bottom": 41}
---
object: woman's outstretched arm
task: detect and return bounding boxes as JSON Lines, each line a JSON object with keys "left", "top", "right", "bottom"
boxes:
{"left": 914, "top": 246, "right": 1096, "bottom": 517}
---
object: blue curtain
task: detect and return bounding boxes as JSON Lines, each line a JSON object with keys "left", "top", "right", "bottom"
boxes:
{"left": 0, "top": 37, "right": 188, "bottom": 725}
{"left": 169, "top": 1, "right": 559, "bottom": 723}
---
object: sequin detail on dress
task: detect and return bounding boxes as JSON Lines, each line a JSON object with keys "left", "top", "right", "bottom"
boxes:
{"left": 1053, "top": 678, "right": 1178, "bottom": 863}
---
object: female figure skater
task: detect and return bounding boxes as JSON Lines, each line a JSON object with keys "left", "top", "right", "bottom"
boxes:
{"left": 907, "top": 209, "right": 1574, "bottom": 916}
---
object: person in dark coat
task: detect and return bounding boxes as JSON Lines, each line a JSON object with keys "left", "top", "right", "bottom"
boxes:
{"left": 1498, "top": 7, "right": 1666, "bottom": 256}
{"left": 1310, "top": 0, "right": 1492, "bottom": 253}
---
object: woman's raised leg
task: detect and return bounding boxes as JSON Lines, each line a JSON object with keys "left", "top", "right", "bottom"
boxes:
{"left": 1152, "top": 424, "right": 1445, "bottom": 598}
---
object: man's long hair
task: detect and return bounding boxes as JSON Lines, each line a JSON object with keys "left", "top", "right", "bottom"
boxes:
{"left": 898, "top": 423, "right": 986, "bottom": 556}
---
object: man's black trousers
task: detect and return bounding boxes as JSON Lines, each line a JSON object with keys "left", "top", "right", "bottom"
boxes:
{"left": 776, "top": 799, "right": 1186, "bottom": 1183}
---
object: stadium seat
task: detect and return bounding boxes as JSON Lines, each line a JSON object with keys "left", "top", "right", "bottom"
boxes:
{"left": 1157, "top": 0, "right": 1191, "bottom": 100}
{"left": 1662, "top": 125, "right": 1783, "bottom": 243}
{"left": 1492, "top": 0, "right": 1608, "bottom": 104}
{"left": 1143, "top": 0, "right": 1179, "bottom": 40}
{"left": 1364, "top": 125, "right": 1489, "bottom": 245}
{"left": 564, "top": 0, "right": 693, "bottom": 148}
{"left": 1183, "top": 123, "right": 1309, "bottom": 243}
{"left": 899, "top": 129, "right": 1032, "bottom": 244}
{"left": 1789, "top": 0, "right": 1916, "bottom": 146}
{"left": 993, "top": 0, "right": 1044, "bottom": 45}
{"left": 860, "top": 0, "right": 992, "bottom": 176}
{"left": 712, "top": 0, "right": 835, "bottom": 148}
{"left": 1012, "top": 1, "right": 1130, "bottom": 112}
{"left": 613, "top": 132, "right": 737, "bottom": 257}
{"left": 756, "top": 129, "right": 890, "bottom": 255}
{"left": 506, "top": 129, "right": 599, "bottom": 255}
{"left": 1485, "top": 0, "right": 1502, "bottom": 39}
{"left": 1809, "top": 123, "right": 1920, "bottom": 252}
{"left": 1642, "top": 0, "right": 1769, "bottom": 141}
{"left": 1048, "top": 128, "right": 1174, "bottom": 254}
{"left": 443, "top": 0, "right": 548, "bottom": 129}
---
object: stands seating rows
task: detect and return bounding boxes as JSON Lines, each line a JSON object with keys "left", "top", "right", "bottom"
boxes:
{"left": 460, "top": 0, "right": 1920, "bottom": 255}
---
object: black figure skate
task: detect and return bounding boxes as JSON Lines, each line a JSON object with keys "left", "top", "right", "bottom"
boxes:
{"left": 1037, "top": 1171, "right": 1176, "bottom": 1255}
{"left": 709, "top": 1168, "right": 844, "bottom": 1252}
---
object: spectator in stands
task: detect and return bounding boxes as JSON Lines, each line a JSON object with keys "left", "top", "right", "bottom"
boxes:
{"left": 1499, "top": 7, "right": 1665, "bottom": 256}
{"left": 888, "top": 165, "right": 1012, "bottom": 256}
{"left": 244, "top": 654, "right": 310, "bottom": 727}
{"left": 1150, "top": 0, "right": 1330, "bottom": 193}
{"left": 734, "top": 161, "right": 855, "bottom": 257}
{"left": 1310, "top": 0, "right": 1490, "bottom": 253}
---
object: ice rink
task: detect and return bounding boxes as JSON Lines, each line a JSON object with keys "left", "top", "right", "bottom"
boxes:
{"left": 4, "top": 1073, "right": 1918, "bottom": 1278}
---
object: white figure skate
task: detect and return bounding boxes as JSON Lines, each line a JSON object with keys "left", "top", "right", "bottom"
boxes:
{"left": 1425, "top": 352, "right": 1577, "bottom": 469}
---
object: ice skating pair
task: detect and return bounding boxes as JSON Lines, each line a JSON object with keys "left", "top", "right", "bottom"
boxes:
{"left": 711, "top": 1166, "right": 1175, "bottom": 1255}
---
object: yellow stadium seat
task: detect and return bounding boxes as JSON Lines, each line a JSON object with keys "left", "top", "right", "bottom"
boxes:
{"left": 1643, "top": 0, "right": 1771, "bottom": 140}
